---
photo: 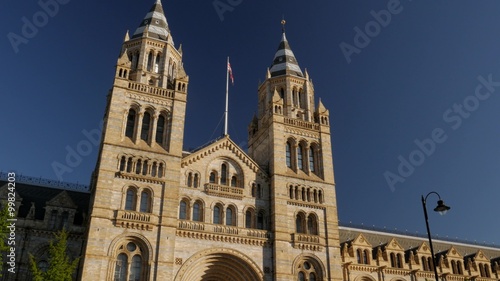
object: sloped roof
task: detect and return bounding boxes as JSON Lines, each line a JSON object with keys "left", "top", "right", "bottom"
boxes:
{"left": 0, "top": 181, "right": 90, "bottom": 225}
{"left": 340, "top": 226, "right": 500, "bottom": 261}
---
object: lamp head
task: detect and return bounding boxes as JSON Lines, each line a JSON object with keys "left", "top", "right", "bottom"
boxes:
{"left": 434, "top": 199, "right": 451, "bottom": 215}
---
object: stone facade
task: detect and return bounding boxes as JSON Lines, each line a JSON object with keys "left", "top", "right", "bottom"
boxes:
{"left": 0, "top": 177, "right": 88, "bottom": 280}
{"left": 78, "top": 1, "right": 342, "bottom": 280}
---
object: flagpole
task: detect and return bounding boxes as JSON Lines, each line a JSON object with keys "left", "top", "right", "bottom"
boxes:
{"left": 224, "top": 56, "right": 229, "bottom": 136}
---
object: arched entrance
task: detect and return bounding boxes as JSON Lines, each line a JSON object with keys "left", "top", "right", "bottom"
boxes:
{"left": 175, "top": 248, "right": 263, "bottom": 281}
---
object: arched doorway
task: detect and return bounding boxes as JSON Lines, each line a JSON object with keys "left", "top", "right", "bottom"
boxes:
{"left": 175, "top": 248, "right": 263, "bottom": 281}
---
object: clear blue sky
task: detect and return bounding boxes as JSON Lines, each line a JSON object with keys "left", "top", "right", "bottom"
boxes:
{"left": 2, "top": 0, "right": 499, "bottom": 246}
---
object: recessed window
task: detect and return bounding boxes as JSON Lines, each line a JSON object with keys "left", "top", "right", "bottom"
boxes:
{"left": 125, "top": 109, "right": 136, "bottom": 139}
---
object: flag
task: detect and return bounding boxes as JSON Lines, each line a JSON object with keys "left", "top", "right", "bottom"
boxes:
{"left": 227, "top": 61, "right": 234, "bottom": 85}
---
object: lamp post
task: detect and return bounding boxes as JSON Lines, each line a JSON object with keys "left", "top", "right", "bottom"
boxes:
{"left": 422, "top": 192, "right": 451, "bottom": 281}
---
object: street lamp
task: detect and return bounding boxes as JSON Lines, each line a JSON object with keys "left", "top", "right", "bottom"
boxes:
{"left": 422, "top": 192, "right": 451, "bottom": 281}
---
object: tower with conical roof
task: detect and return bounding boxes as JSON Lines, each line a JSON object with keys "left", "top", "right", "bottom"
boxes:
{"left": 248, "top": 22, "right": 342, "bottom": 281}
{"left": 80, "top": 0, "right": 188, "bottom": 279}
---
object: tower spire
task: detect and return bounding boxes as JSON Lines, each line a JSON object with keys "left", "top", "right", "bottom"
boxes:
{"left": 132, "top": 0, "right": 171, "bottom": 42}
{"left": 269, "top": 22, "right": 303, "bottom": 77}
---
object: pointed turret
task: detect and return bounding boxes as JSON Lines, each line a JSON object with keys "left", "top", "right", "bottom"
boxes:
{"left": 132, "top": 0, "right": 172, "bottom": 43}
{"left": 269, "top": 32, "right": 303, "bottom": 77}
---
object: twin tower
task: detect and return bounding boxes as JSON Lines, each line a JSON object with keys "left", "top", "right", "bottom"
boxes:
{"left": 80, "top": 1, "right": 342, "bottom": 280}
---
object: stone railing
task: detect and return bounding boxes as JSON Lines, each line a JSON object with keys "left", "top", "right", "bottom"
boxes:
{"left": 446, "top": 275, "right": 466, "bottom": 281}
{"left": 246, "top": 229, "right": 270, "bottom": 239}
{"left": 178, "top": 220, "right": 205, "bottom": 231}
{"left": 128, "top": 81, "right": 174, "bottom": 98}
{"left": 291, "top": 233, "right": 323, "bottom": 251}
{"left": 292, "top": 233, "right": 320, "bottom": 244}
{"left": 177, "top": 220, "right": 269, "bottom": 240}
{"left": 204, "top": 183, "right": 244, "bottom": 200}
{"left": 214, "top": 225, "right": 239, "bottom": 235}
{"left": 115, "top": 210, "right": 158, "bottom": 231}
{"left": 284, "top": 117, "right": 319, "bottom": 130}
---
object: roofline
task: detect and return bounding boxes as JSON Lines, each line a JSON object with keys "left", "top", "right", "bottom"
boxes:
{"left": 339, "top": 225, "right": 500, "bottom": 251}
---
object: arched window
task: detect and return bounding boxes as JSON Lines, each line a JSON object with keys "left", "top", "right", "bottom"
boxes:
{"left": 251, "top": 184, "right": 256, "bottom": 197}
{"left": 130, "top": 255, "right": 142, "bottom": 281}
{"left": 257, "top": 184, "right": 262, "bottom": 199}
{"left": 135, "top": 159, "right": 142, "bottom": 174}
{"left": 141, "top": 112, "right": 151, "bottom": 142}
{"left": 299, "top": 90, "right": 304, "bottom": 109}
{"left": 280, "top": 88, "right": 284, "bottom": 99}
{"left": 295, "top": 213, "right": 305, "bottom": 233}
{"left": 193, "top": 174, "right": 199, "bottom": 188}
{"left": 297, "top": 145, "right": 304, "bottom": 170}
{"left": 307, "top": 214, "right": 318, "bottom": 235}
{"left": 390, "top": 253, "right": 396, "bottom": 268}
{"left": 356, "top": 249, "right": 362, "bottom": 264}
{"left": 147, "top": 51, "right": 153, "bottom": 71}
{"left": 396, "top": 253, "right": 403, "bottom": 268}
{"left": 60, "top": 211, "right": 69, "bottom": 230}
{"left": 292, "top": 88, "right": 297, "bottom": 106}
{"left": 142, "top": 160, "right": 148, "bottom": 176}
{"left": 479, "top": 263, "right": 486, "bottom": 277}
{"left": 225, "top": 207, "right": 234, "bottom": 226}
{"left": 126, "top": 157, "right": 133, "bottom": 173}
{"left": 427, "top": 257, "right": 433, "bottom": 271}
{"left": 231, "top": 176, "right": 237, "bottom": 187}
{"left": 125, "top": 188, "right": 136, "bottom": 211}
{"left": 140, "top": 191, "right": 150, "bottom": 213}
{"left": 451, "top": 260, "right": 457, "bottom": 274}
{"left": 187, "top": 173, "right": 193, "bottom": 187}
{"left": 38, "top": 260, "right": 49, "bottom": 272}
{"left": 158, "top": 163, "right": 163, "bottom": 178}
{"left": 179, "top": 201, "right": 187, "bottom": 220}
{"left": 457, "top": 261, "right": 463, "bottom": 274}
{"left": 421, "top": 257, "right": 428, "bottom": 271}
{"left": 132, "top": 53, "right": 138, "bottom": 70}
{"left": 209, "top": 171, "right": 216, "bottom": 184}
{"left": 297, "top": 261, "right": 320, "bottom": 281}
{"left": 114, "top": 253, "right": 127, "bottom": 281}
{"left": 257, "top": 211, "right": 264, "bottom": 229}
{"left": 286, "top": 142, "right": 292, "bottom": 168}
{"left": 151, "top": 162, "right": 157, "bottom": 177}
{"left": 485, "top": 264, "right": 491, "bottom": 278}
{"left": 363, "top": 249, "right": 370, "bottom": 264}
{"left": 120, "top": 156, "right": 126, "bottom": 171}
{"left": 213, "top": 206, "right": 221, "bottom": 224}
{"left": 309, "top": 147, "right": 315, "bottom": 172}
{"left": 156, "top": 115, "right": 165, "bottom": 145}
{"left": 193, "top": 201, "right": 203, "bottom": 222}
{"left": 154, "top": 54, "right": 160, "bottom": 73}
{"left": 221, "top": 164, "right": 227, "bottom": 185}
{"left": 125, "top": 109, "right": 136, "bottom": 138}
{"left": 245, "top": 210, "right": 253, "bottom": 228}
{"left": 114, "top": 241, "right": 146, "bottom": 281}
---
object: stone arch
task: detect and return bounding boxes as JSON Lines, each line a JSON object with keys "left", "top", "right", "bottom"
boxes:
{"left": 292, "top": 253, "right": 326, "bottom": 280}
{"left": 175, "top": 248, "right": 263, "bottom": 281}
{"left": 353, "top": 274, "right": 377, "bottom": 281}
{"left": 106, "top": 233, "right": 153, "bottom": 281}
{"left": 107, "top": 232, "right": 153, "bottom": 261}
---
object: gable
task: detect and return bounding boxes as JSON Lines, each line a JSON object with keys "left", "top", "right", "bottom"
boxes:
{"left": 46, "top": 190, "right": 78, "bottom": 209}
{"left": 385, "top": 238, "right": 404, "bottom": 252}
{"left": 416, "top": 242, "right": 432, "bottom": 255}
{"left": 445, "top": 246, "right": 463, "bottom": 259}
{"left": 181, "top": 136, "right": 267, "bottom": 180}
{"left": 352, "top": 233, "right": 373, "bottom": 248}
